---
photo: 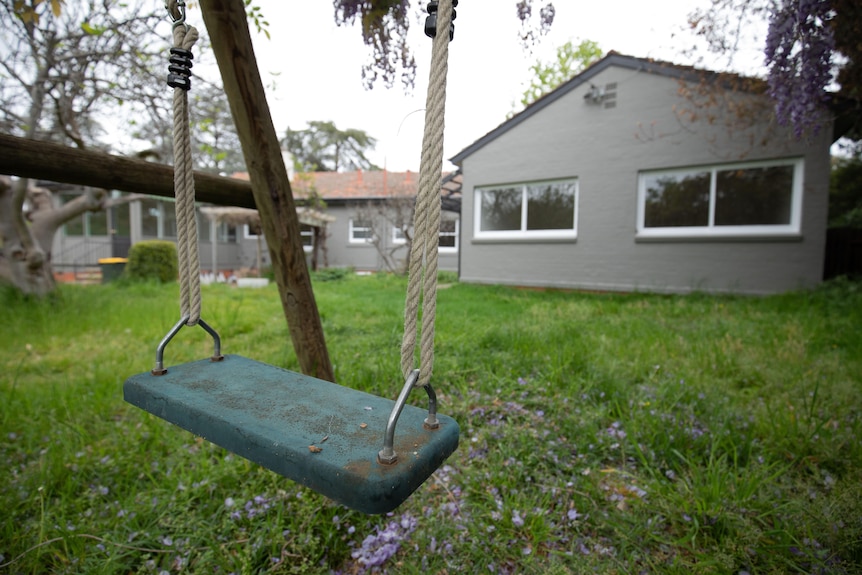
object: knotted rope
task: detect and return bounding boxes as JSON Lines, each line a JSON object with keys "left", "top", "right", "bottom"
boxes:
{"left": 401, "top": 0, "right": 453, "bottom": 388}
{"left": 168, "top": 2, "right": 201, "bottom": 326}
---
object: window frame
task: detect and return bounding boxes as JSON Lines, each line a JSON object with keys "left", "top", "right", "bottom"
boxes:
{"left": 473, "top": 178, "right": 579, "bottom": 241}
{"left": 392, "top": 225, "right": 408, "bottom": 245}
{"left": 243, "top": 223, "right": 260, "bottom": 239}
{"left": 300, "top": 224, "right": 314, "bottom": 253}
{"left": 636, "top": 158, "right": 804, "bottom": 240}
{"left": 349, "top": 218, "right": 373, "bottom": 244}
{"left": 439, "top": 218, "right": 459, "bottom": 253}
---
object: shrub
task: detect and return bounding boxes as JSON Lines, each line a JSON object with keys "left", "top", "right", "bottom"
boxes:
{"left": 312, "top": 267, "right": 353, "bottom": 282}
{"left": 125, "top": 240, "right": 178, "bottom": 283}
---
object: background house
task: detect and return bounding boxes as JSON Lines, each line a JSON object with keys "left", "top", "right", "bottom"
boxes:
{"left": 450, "top": 53, "right": 835, "bottom": 295}
{"left": 51, "top": 170, "right": 461, "bottom": 281}
{"left": 284, "top": 170, "right": 461, "bottom": 274}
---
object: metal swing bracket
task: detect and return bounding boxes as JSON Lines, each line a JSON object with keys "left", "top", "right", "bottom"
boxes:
{"left": 151, "top": 315, "right": 224, "bottom": 376}
{"left": 378, "top": 369, "right": 440, "bottom": 465}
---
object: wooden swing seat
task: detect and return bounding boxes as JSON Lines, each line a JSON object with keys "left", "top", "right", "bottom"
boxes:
{"left": 124, "top": 354, "right": 459, "bottom": 514}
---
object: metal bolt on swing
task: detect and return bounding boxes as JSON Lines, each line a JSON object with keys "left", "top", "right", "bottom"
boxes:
{"left": 378, "top": 369, "right": 441, "bottom": 465}
{"left": 424, "top": 0, "right": 458, "bottom": 41}
{"left": 167, "top": 48, "right": 194, "bottom": 91}
{"left": 165, "top": 0, "right": 193, "bottom": 90}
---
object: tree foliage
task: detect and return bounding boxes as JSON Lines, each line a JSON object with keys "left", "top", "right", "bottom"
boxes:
{"left": 332, "top": 0, "right": 556, "bottom": 89}
{"left": 830, "top": 148, "right": 862, "bottom": 228}
{"left": 0, "top": 0, "right": 164, "bottom": 147}
{"left": 0, "top": 0, "right": 168, "bottom": 295}
{"left": 283, "top": 121, "right": 379, "bottom": 173}
{"left": 690, "top": 0, "right": 862, "bottom": 138}
{"left": 764, "top": 0, "right": 835, "bottom": 136}
{"left": 519, "top": 39, "right": 602, "bottom": 110}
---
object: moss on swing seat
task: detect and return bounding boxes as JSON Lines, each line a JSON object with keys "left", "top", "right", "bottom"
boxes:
{"left": 124, "top": 355, "right": 460, "bottom": 514}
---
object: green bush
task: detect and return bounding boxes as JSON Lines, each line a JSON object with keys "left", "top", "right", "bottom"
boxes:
{"left": 125, "top": 240, "right": 178, "bottom": 283}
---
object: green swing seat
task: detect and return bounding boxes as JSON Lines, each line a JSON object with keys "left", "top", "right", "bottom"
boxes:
{"left": 124, "top": 353, "right": 459, "bottom": 515}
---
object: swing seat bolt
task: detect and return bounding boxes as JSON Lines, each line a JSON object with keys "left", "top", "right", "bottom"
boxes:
{"left": 378, "top": 448, "right": 398, "bottom": 465}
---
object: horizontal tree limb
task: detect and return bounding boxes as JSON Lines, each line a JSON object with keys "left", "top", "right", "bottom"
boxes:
{"left": 0, "top": 133, "right": 255, "bottom": 208}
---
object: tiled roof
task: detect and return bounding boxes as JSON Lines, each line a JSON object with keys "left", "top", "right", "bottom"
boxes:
{"left": 231, "top": 170, "right": 419, "bottom": 200}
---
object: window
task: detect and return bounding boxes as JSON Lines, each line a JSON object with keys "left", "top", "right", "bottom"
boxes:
{"left": 197, "top": 212, "right": 211, "bottom": 241}
{"left": 474, "top": 179, "right": 578, "bottom": 240}
{"left": 244, "top": 223, "right": 262, "bottom": 238}
{"left": 637, "top": 159, "right": 803, "bottom": 238}
{"left": 301, "top": 224, "right": 314, "bottom": 251}
{"left": 392, "top": 225, "right": 408, "bottom": 245}
{"left": 349, "top": 218, "right": 373, "bottom": 243}
{"left": 139, "top": 199, "right": 181, "bottom": 239}
{"left": 217, "top": 222, "right": 237, "bottom": 243}
{"left": 141, "top": 199, "right": 160, "bottom": 237}
{"left": 162, "top": 204, "right": 177, "bottom": 238}
{"left": 61, "top": 193, "right": 109, "bottom": 237}
{"left": 439, "top": 219, "right": 459, "bottom": 252}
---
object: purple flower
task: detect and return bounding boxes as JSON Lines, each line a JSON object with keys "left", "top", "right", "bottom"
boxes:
{"left": 512, "top": 510, "right": 524, "bottom": 527}
{"left": 350, "top": 513, "right": 418, "bottom": 571}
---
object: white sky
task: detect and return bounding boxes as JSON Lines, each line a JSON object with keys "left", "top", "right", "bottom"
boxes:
{"left": 190, "top": 1, "right": 770, "bottom": 173}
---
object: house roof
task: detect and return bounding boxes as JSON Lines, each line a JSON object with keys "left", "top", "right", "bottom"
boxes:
{"left": 199, "top": 205, "right": 335, "bottom": 228}
{"left": 449, "top": 52, "right": 767, "bottom": 164}
{"left": 231, "top": 170, "right": 418, "bottom": 201}
{"left": 230, "top": 169, "right": 463, "bottom": 212}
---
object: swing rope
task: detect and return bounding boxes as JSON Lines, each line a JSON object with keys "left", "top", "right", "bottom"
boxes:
{"left": 401, "top": 0, "right": 454, "bottom": 389}
{"left": 168, "top": 0, "right": 201, "bottom": 326}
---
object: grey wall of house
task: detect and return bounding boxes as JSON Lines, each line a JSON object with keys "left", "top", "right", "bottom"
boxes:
{"left": 51, "top": 235, "right": 113, "bottom": 266}
{"left": 319, "top": 205, "right": 459, "bottom": 273}
{"left": 458, "top": 67, "right": 832, "bottom": 295}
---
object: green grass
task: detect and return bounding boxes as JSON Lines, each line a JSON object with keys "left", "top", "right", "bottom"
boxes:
{"left": 1, "top": 274, "right": 861, "bottom": 574}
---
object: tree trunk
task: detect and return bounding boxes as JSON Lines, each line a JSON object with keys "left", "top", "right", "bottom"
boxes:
{"left": 199, "top": 0, "right": 334, "bottom": 382}
{"left": 0, "top": 177, "right": 55, "bottom": 296}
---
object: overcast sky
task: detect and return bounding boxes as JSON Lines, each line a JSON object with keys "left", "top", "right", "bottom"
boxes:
{"left": 194, "top": 1, "right": 769, "bottom": 173}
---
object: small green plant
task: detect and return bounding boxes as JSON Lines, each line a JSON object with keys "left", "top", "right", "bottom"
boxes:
{"left": 311, "top": 267, "right": 352, "bottom": 282}
{"left": 124, "top": 240, "right": 178, "bottom": 283}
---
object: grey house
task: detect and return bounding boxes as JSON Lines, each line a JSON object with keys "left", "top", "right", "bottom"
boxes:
{"left": 260, "top": 170, "right": 461, "bottom": 274}
{"left": 52, "top": 170, "right": 460, "bottom": 281}
{"left": 450, "top": 53, "right": 835, "bottom": 295}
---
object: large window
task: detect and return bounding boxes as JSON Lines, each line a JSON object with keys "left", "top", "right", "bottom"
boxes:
{"left": 637, "top": 159, "right": 803, "bottom": 238}
{"left": 474, "top": 179, "right": 578, "bottom": 240}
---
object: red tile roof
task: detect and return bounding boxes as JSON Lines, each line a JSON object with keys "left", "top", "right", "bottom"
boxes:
{"left": 231, "top": 170, "right": 419, "bottom": 200}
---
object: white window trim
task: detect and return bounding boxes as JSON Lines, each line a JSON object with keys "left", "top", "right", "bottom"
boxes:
{"left": 301, "top": 226, "right": 314, "bottom": 253}
{"left": 243, "top": 224, "right": 259, "bottom": 239}
{"left": 349, "top": 218, "right": 373, "bottom": 244}
{"left": 473, "top": 178, "right": 579, "bottom": 241}
{"left": 392, "top": 225, "right": 407, "bottom": 245}
{"left": 439, "top": 218, "right": 459, "bottom": 253}
{"left": 636, "top": 158, "right": 804, "bottom": 240}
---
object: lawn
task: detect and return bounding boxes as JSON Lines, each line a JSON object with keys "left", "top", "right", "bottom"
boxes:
{"left": 1, "top": 274, "right": 860, "bottom": 574}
